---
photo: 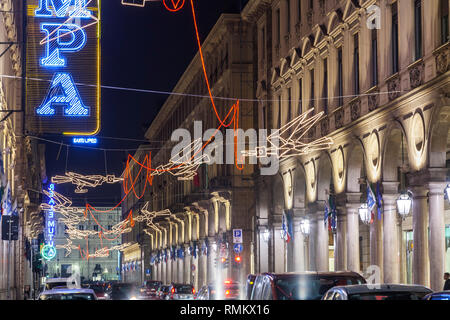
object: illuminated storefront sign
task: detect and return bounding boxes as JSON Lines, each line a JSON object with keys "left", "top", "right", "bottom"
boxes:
{"left": 72, "top": 137, "right": 97, "bottom": 144}
{"left": 43, "top": 183, "right": 56, "bottom": 260}
{"left": 26, "top": 0, "right": 101, "bottom": 135}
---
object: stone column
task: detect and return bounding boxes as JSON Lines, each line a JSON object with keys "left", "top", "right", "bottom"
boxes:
{"left": 198, "top": 242, "right": 207, "bottom": 287}
{"left": 207, "top": 238, "right": 216, "bottom": 284}
{"left": 183, "top": 245, "right": 190, "bottom": 284}
{"left": 272, "top": 223, "right": 285, "bottom": 273}
{"left": 428, "top": 181, "right": 446, "bottom": 291}
{"left": 411, "top": 186, "right": 430, "bottom": 287}
{"left": 370, "top": 213, "right": 383, "bottom": 281}
{"left": 172, "top": 255, "right": 178, "bottom": 283}
{"left": 346, "top": 202, "right": 360, "bottom": 273}
{"left": 293, "top": 217, "right": 306, "bottom": 271}
{"left": 382, "top": 184, "right": 400, "bottom": 284}
{"left": 166, "top": 252, "right": 172, "bottom": 283}
{"left": 308, "top": 216, "right": 317, "bottom": 271}
{"left": 335, "top": 213, "right": 347, "bottom": 271}
{"left": 177, "top": 252, "right": 184, "bottom": 283}
{"left": 316, "top": 211, "right": 329, "bottom": 272}
{"left": 191, "top": 254, "right": 198, "bottom": 289}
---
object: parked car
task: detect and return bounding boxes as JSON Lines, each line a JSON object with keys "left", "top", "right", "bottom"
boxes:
{"left": 322, "top": 284, "right": 433, "bottom": 300}
{"left": 38, "top": 288, "right": 97, "bottom": 300}
{"left": 156, "top": 285, "right": 170, "bottom": 300}
{"left": 423, "top": 291, "right": 450, "bottom": 300}
{"left": 109, "top": 283, "right": 140, "bottom": 300}
{"left": 89, "top": 284, "right": 109, "bottom": 300}
{"left": 166, "top": 283, "right": 196, "bottom": 300}
{"left": 245, "top": 275, "right": 256, "bottom": 300}
{"left": 250, "top": 271, "right": 366, "bottom": 300}
{"left": 140, "top": 281, "right": 162, "bottom": 298}
{"left": 44, "top": 277, "right": 77, "bottom": 290}
{"left": 197, "top": 280, "right": 242, "bottom": 300}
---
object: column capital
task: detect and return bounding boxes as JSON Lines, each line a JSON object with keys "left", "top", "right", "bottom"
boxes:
{"left": 410, "top": 185, "right": 428, "bottom": 198}
{"left": 428, "top": 181, "right": 448, "bottom": 196}
{"left": 382, "top": 193, "right": 399, "bottom": 205}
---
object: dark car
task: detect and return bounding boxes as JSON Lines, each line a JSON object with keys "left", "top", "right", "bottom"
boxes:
{"left": 109, "top": 283, "right": 140, "bottom": 300}
{"left": 423, "top": 291, "right": 450, "bottom": 300}
{"left": 245, "top": 275, "right": 256, "bottom": 300}
{"left": 140, "top": 281, "right": 162, "bottom": 298}
{"left": 156, "top": 285, "right": 170, "bottom": 300}
{"left": 197, "top": 280, "right": 242, "bottom": 300}
{"left": 89, "top": 284, "right": 109, "bottom": 300}
{"left": 167, "top": 283, "right": 196, "bottom": 300}
{"left": 323, "top": 284, "right": 433, "bottom": 300}
{"left": 250, "top": 271, "right": 366, "bottom": 300}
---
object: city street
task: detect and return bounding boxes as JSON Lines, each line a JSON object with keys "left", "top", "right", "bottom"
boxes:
{"left": 0, "top": 0, "right": 449, "bottom": 306}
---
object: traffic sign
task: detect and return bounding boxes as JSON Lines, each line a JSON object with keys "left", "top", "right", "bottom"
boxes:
{"left": 1, "top": 215, "right": 19, "bottom": 241}
{"left": 233, "top": 243, "right": 243, "bottom": 254}
{"left": 233, "top": 229, "right": 242, "bottom": 243}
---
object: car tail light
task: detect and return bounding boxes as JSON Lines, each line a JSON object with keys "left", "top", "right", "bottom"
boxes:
{"left": 192, "top": 288, "right": 196, "bottom": 294}
{"left": 224, "top": 280, "right": 231, "bottom": 284}
{"left": 171, "top": 288, "right": 175, "bottom": 294}
{"left": 225, "top": 290, "right": 230, "bottom": 296}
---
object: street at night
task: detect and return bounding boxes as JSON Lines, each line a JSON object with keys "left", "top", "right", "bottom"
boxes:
{"left": 0, "top": 0, "right": 449, "bottom": 313}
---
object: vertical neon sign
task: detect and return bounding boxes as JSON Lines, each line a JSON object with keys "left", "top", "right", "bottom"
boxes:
{"left": 42, "top": 183, "right": 57, "bottom": 260}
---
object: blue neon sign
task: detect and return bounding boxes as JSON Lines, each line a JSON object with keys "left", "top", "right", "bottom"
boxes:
{"left": 45, "top": 183, "right": 57, "bottom": 260}
{"left": 73, "top": 137, "right": 97, "bottom": 144}
{"left": 35, "top": 0, "right": 90, "bottom": 118}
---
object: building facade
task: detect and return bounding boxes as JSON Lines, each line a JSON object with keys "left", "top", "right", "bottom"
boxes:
{"left": 120, "top": 0, "right": 450, "bottom": 293}
{"left": 0, "top": 0, "right": 46, "bottom": 300}
{"left": 121, "top": 14, "right": 257, "bottom": 289}
{"left": 45, "top": 207, "right": 122, "bottom": 282}
{"left": 244, "top": 0, "right": 450, "bottom": 292}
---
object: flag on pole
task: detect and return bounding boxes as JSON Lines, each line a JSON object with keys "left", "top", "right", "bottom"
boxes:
{"left": 282, "top": 210, "right": 292, "bottom": 243}
{"left": 376, "top": 181, "right": 383, "bottom": 221}
{"left": 324, "top": 190, "right": 330, "bottom": 229}
{"left": 366, "top": 180, "right": 376, "bottom": 212}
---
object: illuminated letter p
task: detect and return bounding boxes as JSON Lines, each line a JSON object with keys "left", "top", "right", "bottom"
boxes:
{"left": 40, "top": 23, "right": 87, "bottom": 67}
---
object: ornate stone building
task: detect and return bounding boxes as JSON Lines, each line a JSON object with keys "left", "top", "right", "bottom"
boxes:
{"left": 244, "top": 0, "right": 450, "bottom": 291}
{"left": 0, "top": 0, "right": 46, "bottom": 299}
{"left": 121, "top": 14, "right": 256, "bottom": 288}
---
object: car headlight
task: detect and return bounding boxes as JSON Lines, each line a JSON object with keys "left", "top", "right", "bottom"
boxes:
{"left": 129, "top": 296, "right": 137, "bottom": 300}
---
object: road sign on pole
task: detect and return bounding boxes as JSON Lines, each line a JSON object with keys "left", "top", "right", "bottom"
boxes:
{"left": 233, "top": 243, "right": 243, "bottom": 254}
{"left": 233, "top": 229, "right": 242, "bottom": 243}
{"left": 1, "top": 215, "right": 19, "bottom": 241}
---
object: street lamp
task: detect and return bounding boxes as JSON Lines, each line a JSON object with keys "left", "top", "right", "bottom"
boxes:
{"left": 358, "top": 203, "right": 371, "bottom": 225}
{"left": 396, "top": 191, "right": 412, "bottom": 219}
{"left": 300, "top": 218, "right": 310, "bottom": 236}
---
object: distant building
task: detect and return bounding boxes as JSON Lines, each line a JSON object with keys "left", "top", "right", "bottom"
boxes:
{"left": 46, "top": 207, "right": 122, "bottom": 282}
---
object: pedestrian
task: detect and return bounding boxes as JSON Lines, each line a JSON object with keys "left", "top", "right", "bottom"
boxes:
{"left": 444, "top": 273, "right": 450, "bottom": 291}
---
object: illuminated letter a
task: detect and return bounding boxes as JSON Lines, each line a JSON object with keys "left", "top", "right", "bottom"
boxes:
{"left": 36, "top": 73, "right": 90, "bottom": 116}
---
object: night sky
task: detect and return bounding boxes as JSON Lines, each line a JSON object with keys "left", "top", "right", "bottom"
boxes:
{"left": 42, "top": 0, "right": 246, "bottom": 206}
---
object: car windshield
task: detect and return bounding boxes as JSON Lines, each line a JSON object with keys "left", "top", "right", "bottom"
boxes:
{"left": 45, "top": 282, "right": 68, "bottom": 290}
{"left": 90, "top": 286, "right": 104, "bottom": 294}
{"left": 39, "top": 293, "right": 96, "bottom": 300}
{"left": 112, "top": 284, "right": 136, "bottom": 293}
{"left": 175, "top": 285, "right": 193, "bottom": 294}
{"left": 348, "top": 291, "right": 429, "bottom": 300}
{"left": 275, "top": 276, "right": 363, "bottom": 300}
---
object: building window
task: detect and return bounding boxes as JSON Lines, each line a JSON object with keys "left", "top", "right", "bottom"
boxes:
{"left": 392, "top": 2, "right": 399, "bottom": 74}
{"left": 278, "top": 95, "right": 282, "bottom": 128}
{"left": 337, "top": 48, "right": 343, "bottom": 107}
{"left": 323, "top": 58, "right": 328, "bottom": 114}
{"left": 298, "top": 0, "right": 301, "bottom": 22}
{"left": 262, "top": 105, "right": 266, "bottom": 129}
{"left": 310, "top": 69, "right": 315, "bottom": 109}
{"left": 298, "top": 78, "right": 302, "bottom": 114}
{"left": 353, "top": 33, "right": 360, "bottom": 95}
{"left": 93, "top": 225, "right": 98, "bottom": 232}
{"left": 287, "top": 87, "right": 292, "bottom": 123}
{"left": 441, "top": 0, "right": 449, "bottom": 45}
{"left": 414, "top": 0, "right": 422, "bottom": 60}
{"left": 78, "top": 225, "right": 84, "bottom": 231}
{"left": 261, "top": 26, "right": 266, "bottom": 60}
{"left": 371, "top": 29, "right": 378, "bottom": 87}
{"left": 276, "top": 8, "right": 281, "bottom": 45}
{"left": 287, "top": 0, "right": 291, "bottom": 34}
{"left": 309, "top": 0, "right": 313, "bottom": 10}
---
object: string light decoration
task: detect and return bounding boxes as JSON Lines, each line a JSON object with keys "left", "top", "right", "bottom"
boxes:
{"left": 51, "top": 172, "right": 123, "bottom": 193}
{"left": 242, "top": 108, "right": 334, "bottom": 160}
